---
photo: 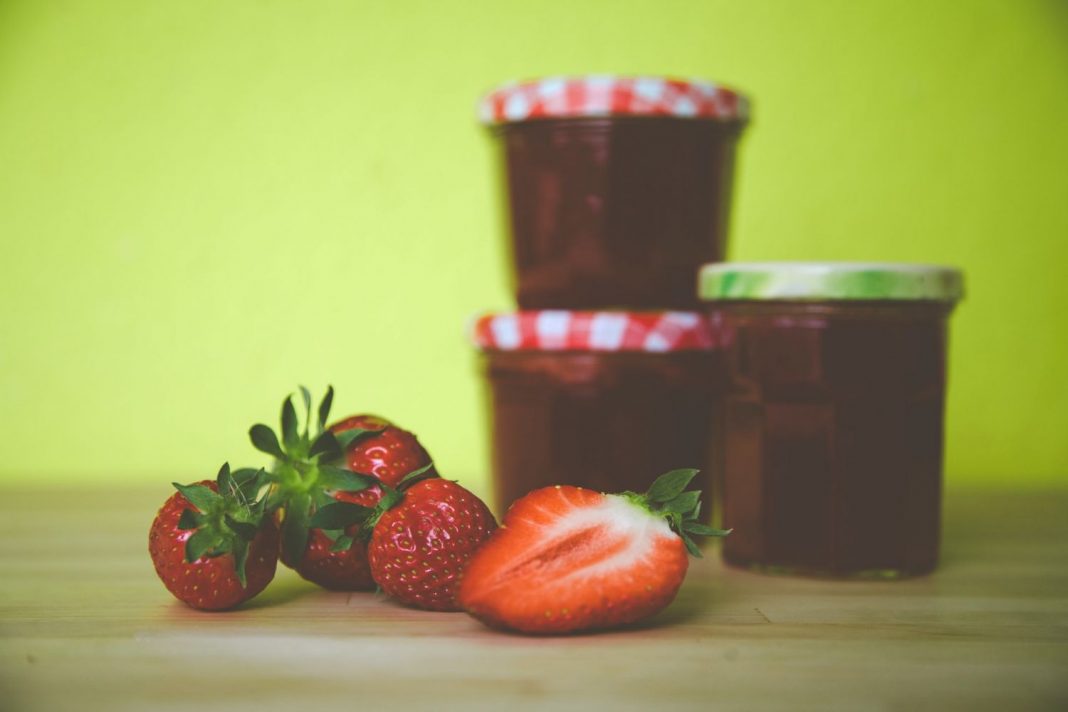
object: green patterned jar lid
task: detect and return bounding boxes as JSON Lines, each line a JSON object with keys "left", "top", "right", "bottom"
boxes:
{"left": 698, "top": 262, "right": 964, "bottom": 302}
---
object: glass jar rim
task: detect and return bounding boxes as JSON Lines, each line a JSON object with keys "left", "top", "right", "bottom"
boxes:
{"left": 698, "top": 262, "right": 964, "bottom": 302}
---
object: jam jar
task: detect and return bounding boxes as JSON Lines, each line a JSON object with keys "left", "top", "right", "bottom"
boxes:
{"left": 479, "top": 76, "right": 749, "bottom": 310}
{"left": 471, "top": 310, "right": 725, "bottom": 517}
{"left": 700, "top": 263, "right": 964, "bottom": 577}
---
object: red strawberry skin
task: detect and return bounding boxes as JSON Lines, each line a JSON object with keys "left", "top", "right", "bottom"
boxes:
{"left": 458, "top": 485, "right": 689, "bottom": 634}
{"left": 148, "top": 481, "right": 279, "bottom": 611}
{"left": 279, "top": 414, "right": 434, "bottom": 590}
{"left": 330, "top": 414, "right": 436, "bottom": 487}
{"left": 368, "top": 479, "right": 497, "bottom": 611}
{"left": 282, "top": 487, "right": 379, "bottom": 591}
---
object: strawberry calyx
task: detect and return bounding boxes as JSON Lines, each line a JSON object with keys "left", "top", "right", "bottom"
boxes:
{"left": 307, "top": 463, "right": 438, "bottom": 542}
{"left": 620, "top": 469, "right": 732, "bottom": 557}
{"left": 173, "top": 463, "right": 271, "bottom": 587}
{"left": 248, "top": 385, "right": 381, "bottom": 565}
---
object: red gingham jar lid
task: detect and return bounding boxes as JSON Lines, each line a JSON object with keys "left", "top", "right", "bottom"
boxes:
{"left": 478, "top": 75, "right": 748, "bottom": 125}
{"left": 470, "top": 311, "right": 719, "bottom": 352}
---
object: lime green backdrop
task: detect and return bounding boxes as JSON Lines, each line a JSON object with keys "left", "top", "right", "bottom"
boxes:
{"left": 1, "top": 0, "right": 1066, "bottom": 492}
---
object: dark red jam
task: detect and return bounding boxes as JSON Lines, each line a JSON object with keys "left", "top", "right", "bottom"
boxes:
{"left": 492, "top": 117, "right": 745, "bottom": 309}
{"left": 711, "top": 301, "right": 957, "bottom": 577}
{"left": 479, "top": 350, "right": 723, "bottom": 517}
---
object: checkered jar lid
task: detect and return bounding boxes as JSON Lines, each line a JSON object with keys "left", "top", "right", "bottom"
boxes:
{"left": 470, "top": 311, "right": 719, "bottom": 352}
{"left": 478, "top": 75, "right": 749, "bottom": 124}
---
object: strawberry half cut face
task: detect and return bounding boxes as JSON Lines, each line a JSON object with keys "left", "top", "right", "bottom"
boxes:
{"left": 459, "top": 485, "right": 689, "bottom": 634}
{"left": 460, "top": 469, "right": 730, "bottom": 634}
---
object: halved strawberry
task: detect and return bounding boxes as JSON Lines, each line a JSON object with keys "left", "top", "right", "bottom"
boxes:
{"left": 148, "top": 464, "right": 278, "bottom": 611}
{"left": 457, "top": 469, "right": 729, "bottom": 634}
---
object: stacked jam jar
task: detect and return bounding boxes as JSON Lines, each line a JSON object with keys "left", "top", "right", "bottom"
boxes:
{"left": 472, "top": 76, "right": 963, "bottom": 577}
{"left": 472, "top": 75, "right": 749, "bottom": 522}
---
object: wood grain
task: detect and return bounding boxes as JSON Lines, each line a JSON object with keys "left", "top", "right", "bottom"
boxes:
{"left": 1, "top": 486, "right": 1067, "bottom": 711}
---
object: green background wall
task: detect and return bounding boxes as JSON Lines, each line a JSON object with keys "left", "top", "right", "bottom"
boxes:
{"left": 1, "top": 0, "right": 1066, "bottom": 493}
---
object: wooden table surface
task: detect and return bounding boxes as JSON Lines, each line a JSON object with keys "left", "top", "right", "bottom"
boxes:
{"left": 1, "top": 485, "right": 1066, "bottom": 711}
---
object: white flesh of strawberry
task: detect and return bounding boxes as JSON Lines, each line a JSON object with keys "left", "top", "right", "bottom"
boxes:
{"left": 524, "top": 491, "right": 674, "bottom": 580}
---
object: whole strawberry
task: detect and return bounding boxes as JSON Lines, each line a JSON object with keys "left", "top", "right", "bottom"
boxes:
{"left": 330, "top": 414, "right": 436, "bottom": 487}
{"left": 458, "top": 469, "right": 729, "bottom": 634}
{"left": 249, "top": 386, "right": 433, "bottom": 590}
{"left": 279, "top": 487, "right": 379, "bottom": 591}
{"left": 281, "top": 412, "right": 436, "bottom": 590}
{"left": 149, "top": 464, "right": 278, "bottom": 611}
{"left": 310, "top": 470, "right": 497, "bottom": 611}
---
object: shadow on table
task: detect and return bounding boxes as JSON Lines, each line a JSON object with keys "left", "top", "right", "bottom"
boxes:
{"left": 239, "top": 575, "right": 320, "bottom": 610}
{"left": 627, "top": 578, "right": 737, "bottom": 632}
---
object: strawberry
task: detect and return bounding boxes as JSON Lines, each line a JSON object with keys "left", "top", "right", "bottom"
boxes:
{"left": 330, "top": 414, "right": 436, "bottom": 487}
{"left": 249, "top": 386, "right": 432, "bottom": 590}
{"left": 281, "top": 414, "right": 435, "bottom": 590}
{"left": 279, "top": 486, "right": 378, "bottom": 591}
{"left": 457, "top": 469, "right": 730, "bottom": 634}
{"left": 148, "top": 464, "right": 278, "bottom": 611}
{"left": 310, "top": 469, "right": 497, "bottom": 611}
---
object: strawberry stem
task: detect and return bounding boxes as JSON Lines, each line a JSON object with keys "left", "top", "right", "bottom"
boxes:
{"left": 624, "top": 469, "right": 731, "bottom": 558}
{"left": 173, "top": 463, "right": 272, "bottom": 587}
{"left": 249, "top": 385, "right": 385, "bottom": 562}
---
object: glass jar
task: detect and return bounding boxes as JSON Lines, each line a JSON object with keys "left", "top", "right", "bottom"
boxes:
{"left": 700, "top": 263, "right": 964, "bottom": 577}
{"left": 471, "top": 310, "right": 724, "bottom": 517}
{"left": 480, "top": 76, "right": 749, "bottom": 310}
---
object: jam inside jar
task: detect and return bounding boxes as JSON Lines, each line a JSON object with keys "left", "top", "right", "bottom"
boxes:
{"left": 470, "top": 311, "right": 724, "bottom": 517}
{"left": 700, "top": 263, "right": 964, "bottom": 577}
{"left": 479, "top": 76, "right": 748, "bottom": 310}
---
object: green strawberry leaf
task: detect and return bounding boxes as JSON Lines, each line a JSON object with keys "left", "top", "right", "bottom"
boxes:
{"left": 281, "top": 396, "right": 299, "bottom": 449}
{"left": 176, "top": 508, "right": 201, "bottom": 530}
{"left": 353, "top": 485, "right": 402, "bottom": 542}
{"left": 231, "top": 538, "right": 250, "bottom": 589}
{"left": 299, "top": 385, "right": 313, "bottom": 437}
{"left": 249, "top": 424, "right": 286, "bottom": 460}
{"left": 312, "top": 489, "right": 335, "bottom": 509}
{"left": 281, "top": 493, "right": 312, "bottom": 566}
{"left": 396, "top": 463, "right": 436, "bottom": 490}
{"left": 264, "top": 487, "right": 288, "bottom": 513}
{"left": 334, "top": 428, "right": 377, "bottom": 450}
{"left": 330, "top": 534, "right": 355, "bottom": 552}
{"left": 230, "top": 467, "right": 261, "bottom": 485}
{"left": 215, "top": 462, "right": 234, "bottom": 494}
{"left": 318, "top": 466, "right": 377, "bottom": 493}
{"left": 318, "top": 385, "right": 334, "bottom": 431}
{"left": 377, "top": 486, "right": 404, "bottom": 511}
{"left": 173, "top": 482, "right": 223, "bottom": 514}
{"left": 682, "top": 521, "right": 732, "bottom": 537}
{"left": 232, "top": 467, "right": 266, "bottom": 503}
{"left": 634, "top": 469, "right": 731, "bottom": 558}
{"left": 224, "top": 514, "right": 259, "bottom": 541}
{"left": 185, "top": 528, "right": 218, "bottom": 563}
{"left": 662, "top": 491, "right": 700, "bottom": 517}
{"left": 308, "top": 501, "right": 373, "bottom": 530}
{"left": 308, "top": 431, "right": 340, "bottom": 460}
{"left": 645, "top": 469, "right": 699, "bottom": 503}
{"left": 681, "top": 533, "right": 703, "bottom": 558}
